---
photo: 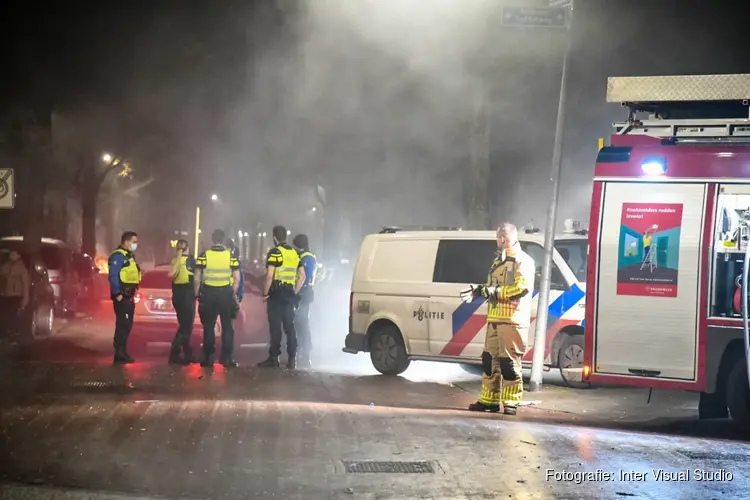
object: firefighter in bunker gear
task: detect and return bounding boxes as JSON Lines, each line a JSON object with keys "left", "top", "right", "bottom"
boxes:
{"left": 194, "top": 229, "right": 241, "bottom": 368}
{"left": 108, "top": 231, "right": 142, "bottom": 364}
{"left": 258, "top": 225, "right": 305, "bottom": 370}
{"left": 460, "top": 223, "right": 534, "bottom": 415}
{"left": 168, "top": 239, "right": 196, "bottom": 365}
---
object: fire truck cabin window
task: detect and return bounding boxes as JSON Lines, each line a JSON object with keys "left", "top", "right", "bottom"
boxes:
{"left": 711, "top": 191, "right": 750, "bottom": 317}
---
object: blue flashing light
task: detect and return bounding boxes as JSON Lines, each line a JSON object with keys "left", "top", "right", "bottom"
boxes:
{"left": 641, "top": 157, "right": 667, "bottom": 176}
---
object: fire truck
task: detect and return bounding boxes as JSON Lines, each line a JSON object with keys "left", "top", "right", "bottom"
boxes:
{"left": 583, "top": 74, "right": 750, "bottom": 429}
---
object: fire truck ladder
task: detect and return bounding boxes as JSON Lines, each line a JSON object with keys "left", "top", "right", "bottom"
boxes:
{"left": 640, "top": 243, "right": 657, "bottom": 273}
{"left": 606, "top": 74, "right": 750, "bottom": 144}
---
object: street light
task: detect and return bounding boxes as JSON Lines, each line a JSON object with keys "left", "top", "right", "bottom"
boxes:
{"left": 529, "top": 0, "right": 575, "bottom": 393}
{"left": 194, "top": 194, "right": 221, "bottom": 254}
{"left": 311, "top": 206, "right": 317, "bottom": 212}
{"left": 102, "top": 153, "right": 113, "bottom": 163}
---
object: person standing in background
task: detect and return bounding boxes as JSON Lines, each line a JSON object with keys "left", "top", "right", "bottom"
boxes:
{"left": 0, "top": 249, "right": 29, "bottom": 340}
{"left": 293, "top": 233, "right": 317, "bottom": 369}
{"left": 108, "top": 231, "right": 142, "bottom": 364}
{"left": 168, "top": 239, "right": 196, "bottom": 365}
{"left": 257, "top": 225, "right": 305, "bottom": 370}
{"left": 193, "top": 229, "right": 241, "bottom": 368}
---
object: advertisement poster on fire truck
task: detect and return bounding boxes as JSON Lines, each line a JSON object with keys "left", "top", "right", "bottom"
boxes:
{"left": 616, "top": 202, "right": 684, "bottom": 297}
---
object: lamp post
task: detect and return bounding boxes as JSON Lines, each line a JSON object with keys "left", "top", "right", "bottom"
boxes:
{"left": 529, "top": 0, "right": 575, "bottom": 393}
{"left": 194, "top": 194, "right": 219, "bottom": 254}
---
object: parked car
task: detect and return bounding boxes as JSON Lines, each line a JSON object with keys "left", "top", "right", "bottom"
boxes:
{"left": 133, "top": 265, "right": 269, "bottom": 352}
{"left": 0, "top": 248, "right": 56, "bottom": 342}
{"left": 72, "top": 252, "right": 104, "bottom": 305}
{"left": 0, "top": 237, "right": 82, "bottom": 317}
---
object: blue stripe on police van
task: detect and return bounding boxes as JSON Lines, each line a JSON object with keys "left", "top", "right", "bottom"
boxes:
{"left": 452, "top": 297, "right": 486, "bottom": 335}
{"left": 547, "top": 284, "right": 585, "bottom": 323}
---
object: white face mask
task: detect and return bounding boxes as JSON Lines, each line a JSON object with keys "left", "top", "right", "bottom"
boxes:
{"left": 130, "top": 243, "right": 138, "bottom": 252}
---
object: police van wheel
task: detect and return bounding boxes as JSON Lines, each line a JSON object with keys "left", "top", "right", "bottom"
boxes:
{"left": 370, "top": 325, "right": 410, "bottom": 376}
{"left": 558, "top": 334, "right": 591, "bottom": 389}
{"left": 726, "top": 359, "right": 750, "bottom": 433}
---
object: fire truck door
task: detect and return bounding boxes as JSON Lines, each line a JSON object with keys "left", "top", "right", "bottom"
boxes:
{"left": 593, "top": 182, "right": 705, "bottom": 382}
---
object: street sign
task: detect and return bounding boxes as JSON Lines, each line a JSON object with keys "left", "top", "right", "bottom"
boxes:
{"left": 0, "top": 169, "right": 15, "bottom": 209}
{"left": 549, "top": 0, "right": 571, "bottom": 7}
{"left": 501, "top": 6, "right": 567, "bottom": 28}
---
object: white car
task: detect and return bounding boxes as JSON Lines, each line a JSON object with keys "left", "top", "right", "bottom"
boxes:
{"left": 343, "top": 226, "right": 589, "bottom": 387}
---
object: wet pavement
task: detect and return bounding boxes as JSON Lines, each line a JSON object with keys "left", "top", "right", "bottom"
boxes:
{"left": 1, "top": 316, "right": 749, "bottom": 499}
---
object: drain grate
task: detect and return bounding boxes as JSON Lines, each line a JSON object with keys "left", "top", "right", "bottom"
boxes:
{"left": 343, "top": 461, "right": 435, "bottom": 474}
{"left": 72, "top": 381, "right": 120, "bottom": 389}
{"left": 677, "top": 450, "right": 750, "bottom": 461}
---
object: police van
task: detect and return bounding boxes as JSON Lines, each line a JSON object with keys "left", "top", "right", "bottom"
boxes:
{"left": 343, "top": 223, "right": 589, "bottom": 387}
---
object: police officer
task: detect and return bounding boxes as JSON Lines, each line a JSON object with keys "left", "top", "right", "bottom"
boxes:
{"left": 292, "top": 233, "right": 316, "bottom": 368}
{"left": 460, "top": 223, "right": 534, "bottom": 415}
{"left": 193, "top": 229, "right": 241, "bottom": 368}
{"left": 225, "top": 238, "right": 245, "bottom": 306}
{"left": 168, "top": 239, "right": 196, "bottom": 365}
{"left": 107, "top": 231, "right": 142, "bottom": 364}
{"left": 258, "top": 225, "right": 305, "bottom": 370}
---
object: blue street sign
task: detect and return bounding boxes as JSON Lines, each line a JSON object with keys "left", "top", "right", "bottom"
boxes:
{"left": 501, "top": 6, "right": 567, "bottom": 28}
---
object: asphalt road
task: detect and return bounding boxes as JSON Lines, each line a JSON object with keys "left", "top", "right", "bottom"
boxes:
{"left": 0, "top": 313, "right": 748, "bottom": 499}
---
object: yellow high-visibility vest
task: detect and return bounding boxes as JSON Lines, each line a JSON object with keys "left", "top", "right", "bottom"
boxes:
{"left": 113, "top": 248, "right": 141, "bottom": 285}
{"left": 300, "top": 251, "right": 317, "bottom": 286}
{"left": 202, "top": 249, "right": 232, "bottom": 287}
{"left": 171, "top": 255, "right": 193, "bottom": 285}
{"left": 273, "top": 245, "right": 300, "bottom": 286}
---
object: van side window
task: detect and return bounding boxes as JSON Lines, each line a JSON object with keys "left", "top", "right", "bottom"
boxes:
{"left": 519, "top": 242, "right": 568, "bottom": 291}
{"left": 433, "top": 240, "right": 497, "bottom": 284}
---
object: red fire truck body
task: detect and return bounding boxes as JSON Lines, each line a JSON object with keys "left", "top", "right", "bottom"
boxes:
{"left": 583, "top": 74, "right": 750, "bottom": 427}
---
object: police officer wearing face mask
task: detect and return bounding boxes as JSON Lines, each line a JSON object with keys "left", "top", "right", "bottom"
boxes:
{"left": 107, "top": 231, "right": 142, "bottom": 364}
{"left": 168, "top": 239, "right": 196, "bottom": 365}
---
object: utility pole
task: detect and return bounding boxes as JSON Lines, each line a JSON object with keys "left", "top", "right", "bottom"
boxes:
{"left": 529, "top": 0, "right": 574, "bottom": 392}
{"left": 468, "top": 78, "right": 491, "bottom": 230}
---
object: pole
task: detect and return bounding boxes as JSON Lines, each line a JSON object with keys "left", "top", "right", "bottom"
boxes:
{"left": 194, "top": 205, "right": 201, "bottom": 255}
{"left": 529, "top": 0, "right": 574, "bottom": 393}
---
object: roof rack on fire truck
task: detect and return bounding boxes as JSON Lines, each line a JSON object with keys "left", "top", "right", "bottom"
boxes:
{"left": 379, "top": 226, "right": 463, "bottom": 234}
{"left": 607, "top": 74, "right": 750, "bottom": 143}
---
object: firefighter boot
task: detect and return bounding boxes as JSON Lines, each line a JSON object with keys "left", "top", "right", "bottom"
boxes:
{"left": 287, "top": 355, "right": 297, "bottom": 370}
{"left": 503, "top": 406, "right": 518, "bottom": 416}
{"left": 468, "top": 401, "right": 500, "bottom": 413}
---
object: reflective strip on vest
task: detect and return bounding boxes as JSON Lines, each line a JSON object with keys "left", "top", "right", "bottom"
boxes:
{"left": 115, "top": 248, "right": 141, "bottom": 285}
{"left": 300, "top": 251, "right": 317, "bottom": 286}
{"left": 203, "top": 249, "right": 232, "bottom": 287}
{"left": 172, "top": 255, "right": 192, "bottom": 285}
{"left": 485, "top": 250, "right": 533, "bottom": 326}
{"left": 273, "top": 245, "right": 300, "bottom": 286}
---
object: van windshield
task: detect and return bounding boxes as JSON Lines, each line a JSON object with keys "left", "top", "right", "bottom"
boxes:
{"left": 554, "top": 238, "right": 587, "bottom": 282}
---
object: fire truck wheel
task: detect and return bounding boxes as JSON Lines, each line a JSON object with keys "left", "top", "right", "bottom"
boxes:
{"left": 558, "top": 334, "right": 591, "bottom": 389}
{"left": 369, "top": 324, "right": 410, "bottom": 376}
{"left": 726, "top": 359, "right": 750, "bottom": 432}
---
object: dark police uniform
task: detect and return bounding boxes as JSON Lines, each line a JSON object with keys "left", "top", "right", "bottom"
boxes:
{"left": 261, "top": 243, "right": 301, "bottom": 368}
{"left": 107, "top": 247, "right": 141, "bottom": 363}
{"left": 195, "top": 244, "right": 240, "bottom": 367}
{"left": 170, "top": 252, "right": 196, "bottom": 364}
{"left": 296, "top": 249, "right": 317, "bottom": 367}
